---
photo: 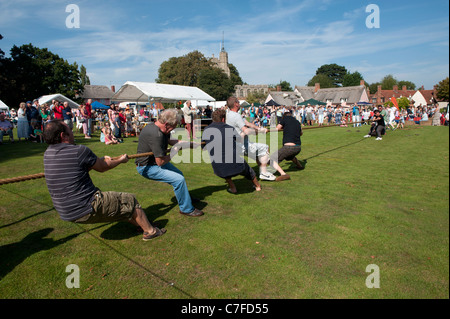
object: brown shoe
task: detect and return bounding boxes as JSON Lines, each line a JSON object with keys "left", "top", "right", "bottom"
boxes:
{"left": 276, "top": 174, "right": 291, "bottom": 182}
{"left": 180, "top": 208, "right": 204, "bottom": 217}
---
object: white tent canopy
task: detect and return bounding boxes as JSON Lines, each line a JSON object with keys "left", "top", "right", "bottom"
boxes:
{"left": 191, "top": 100, "right": 249, "bottom": 110}
{"left": 38, "top": 94, "right": 80, "bottom": 109}
{"left": 112, "top": 81, "right": 216, "bottom": 104}
{"left": 0, "top": 99, "right": 10, "bottom": 112}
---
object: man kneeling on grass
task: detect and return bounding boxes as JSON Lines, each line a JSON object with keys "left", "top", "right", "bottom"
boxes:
{"left": 202, "top": 109, "right": 261, "bottom": 194}
{"left": 43, "top": 120, "right": 165, "bottom": 241}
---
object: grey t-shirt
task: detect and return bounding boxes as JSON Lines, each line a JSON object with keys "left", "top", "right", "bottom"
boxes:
{"left": 135, "top": 123, "right": 168, "bottom": 166}
{"left": 226, "top": 110, "right": 246, "bottom": 137}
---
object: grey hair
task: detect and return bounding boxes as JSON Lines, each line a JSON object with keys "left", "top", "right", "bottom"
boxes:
{"left": 158, "top": 108, "right": 180, "bottom": 127}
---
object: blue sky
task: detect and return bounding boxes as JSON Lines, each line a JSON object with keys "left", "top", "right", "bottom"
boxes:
{"left": 1, "top": 0, "right": 448, "bottom": 91}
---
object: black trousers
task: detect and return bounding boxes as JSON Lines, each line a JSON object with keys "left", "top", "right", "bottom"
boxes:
{"left": 369, "top": 124, "right": 385, "bottom": 138}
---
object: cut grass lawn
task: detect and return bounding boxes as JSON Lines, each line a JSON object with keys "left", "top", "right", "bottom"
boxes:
{"left": 0, "top": 125, "right": 448, "bottom": 299}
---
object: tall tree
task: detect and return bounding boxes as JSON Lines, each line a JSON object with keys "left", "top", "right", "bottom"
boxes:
{"left": 380, "top": 74, "right": 397, "bottom": 90}
{"left": 80, "top": 64, "right": 90, "bottom": 86}
{"left": 435, "top": 77, "right": 449, "bottom": 101}
{"left": 197, "top": 67, "right": 234, "bottom": 101}
{"left": 157, "top": 50, "right": 211, "bottom": 87}
{"left": 397, "top": 80, "right": 416, "bottom": 90}
{"left": 315, "top": 63, "right": 348, "bottom": 87}
{"left": 276, "top": 80, "right": 293, "bottom": 91}
{"left": 1, "top": 44, "right": 84, "bottom": 106}
{"left": 307, "top": 73, "right": 334, "bottom": 88}
{"left": 342, "top": 71, "right": 364, "bottom": 87}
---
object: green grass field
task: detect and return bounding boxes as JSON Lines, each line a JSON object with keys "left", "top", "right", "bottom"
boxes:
{"left": 0, "top": 124, "right": 448, "bottom": 299}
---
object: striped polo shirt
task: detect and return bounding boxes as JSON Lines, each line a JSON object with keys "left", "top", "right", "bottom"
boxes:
{"left": 44, "top": 143, "right": 98, "bottom": 221}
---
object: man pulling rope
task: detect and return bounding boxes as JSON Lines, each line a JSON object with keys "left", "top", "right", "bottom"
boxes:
{"left": 42, "top": 120, "right": 166, "bottom": 241}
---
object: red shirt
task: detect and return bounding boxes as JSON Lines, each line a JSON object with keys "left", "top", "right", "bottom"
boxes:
{"left": 53, "top": 105, "right": 64, "bottom": 120}
{"left": 85, "top": 104, "right": 92, "bottom": 118}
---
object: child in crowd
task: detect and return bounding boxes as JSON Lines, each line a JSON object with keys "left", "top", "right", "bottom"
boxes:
{"left": 104, "top": 128, "right": 119, "bottom": 145}
{"left": 30, "top": 123, "right": 43, "bottom": 143}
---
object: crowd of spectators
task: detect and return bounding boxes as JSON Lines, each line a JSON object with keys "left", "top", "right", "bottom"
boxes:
{"left": 234, "top": 102, "right": 447, "bottom": 129}
{"left": 0, "top": 98, "right": 448, "bottom": 146}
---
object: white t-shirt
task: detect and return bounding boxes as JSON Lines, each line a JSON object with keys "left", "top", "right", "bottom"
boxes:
{"left": 226, "top": 110, "right": 246, "bottom": 136}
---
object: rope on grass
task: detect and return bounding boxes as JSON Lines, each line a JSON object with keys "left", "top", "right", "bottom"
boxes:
{"left": 0, "top": 173, "right": 46, "bottom": 186}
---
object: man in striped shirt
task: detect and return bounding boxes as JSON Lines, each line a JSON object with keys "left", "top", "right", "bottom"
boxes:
{"left": 43, "top": 120, "right": 165, "bottom": 241}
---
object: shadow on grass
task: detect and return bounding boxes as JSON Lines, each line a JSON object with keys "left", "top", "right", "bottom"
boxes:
{"left": 304, "top": 138, "right": 366, "bottom": 161}
{"left": 0, "top": 207, "right": 55, "bottom": 230}
{"left": 100, "top": 202, "right": 175, "bottom": 241}
{"left": 0, "top": 228, "right": 80, "bottom": 280}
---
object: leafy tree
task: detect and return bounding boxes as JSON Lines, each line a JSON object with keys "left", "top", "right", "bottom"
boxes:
{"left": 342, "top": 71, "right": 364, "bottom": 87}
{"left": 368, "top": 82, "right": 381, "bottom": 94}
{"left": 397, "top": 97, "right": 410, "bottom": 109}
{"left": 397, "top": 80, "right": 416, "bottom": 90}
{"left": 307, "top": 73, "right": 334, "bottom": 88}
{"left": 381, "top": 74, "right": 397, "bottom": 90}
{"left": 157, "top": 50, "right": 211, "bottom": 87}
{"left": 228, "top": 63, "right": 243, "bottom": 87}
{"left": 246, "top": 92, "right": 266, "bottom": 105}
{"left": 80, "top": 64, "right": 90, "bottom": 86}
{"left": 0, "top": 44, "right": 84, "bottom": 106}
{"left": 315, "top": 63, "right": 348, "bottom": 87}
{"left": 197, "top": 67, "right": 234, "bottom": 101}
{"left": 276, "top": 80, "right": 293, "bottom": 91}
{"left": 435, "top": 77, "right": 449, "bottom": 101}
{"left": 157, "top": 50, "right": 243, "bottom": 100}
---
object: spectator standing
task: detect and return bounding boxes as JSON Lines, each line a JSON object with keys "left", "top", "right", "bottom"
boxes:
{"left": 182, "top": 101, "right": 195, "bottom": 139}
{"left": 85, "top": 99, "right": 93, "bottom": 137}
{"left": 52, "top": 100, "right": 64, "bottom": 121}
{"left": 63, "top": 102, "right": 74, "bottom": 130}
{"left": 80, "top": 104, "right": 91, "bottom": 139}
{"left": 17, "top": 102, "right": 29, "bottom": 141}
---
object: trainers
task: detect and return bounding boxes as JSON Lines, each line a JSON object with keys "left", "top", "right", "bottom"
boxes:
{"left": 260, "top": 172, "right": 276, "bottom": 181}
{"left": 364, "top": 135, "right": 371, "bottom": 138}
{"left": 142, "top": 227, "right": 166, "bottom": 241}
{"left": 376, "top": 137, "right": 382, "bottom": 141}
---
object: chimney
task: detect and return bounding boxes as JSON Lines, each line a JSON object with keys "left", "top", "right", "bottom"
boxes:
{"left": 111, "top": 85, "right": 116, "bottom": 93}
{"left": 360, "top": 80, "right": 365, "bottom": 86}
{"left": 402, "top": 85, "right": 407, "bottom": 91}
{"left": 315, "top": 83, "right": 320, "bottom": 93}
{"left": 377, "top": 85, "right": 382, "bottom": 92}
{"left": 277, "top": 85, "right": 281, "bottom": 92}
{"left": 393, "top": 85, "right": 398, "bottom": 91}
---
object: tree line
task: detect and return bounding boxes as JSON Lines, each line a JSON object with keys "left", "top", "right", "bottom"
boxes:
{"left": 0, "top": 36, "right": 89, "bottom": 108}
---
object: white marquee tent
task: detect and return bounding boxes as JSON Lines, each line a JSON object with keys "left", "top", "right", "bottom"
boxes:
{"left": 0, "top": 99, "right": 10, "bottom": 113}
{"left": 38, "top": 94, "right": 80, "bottom": 109}
{"left": 112, "top": 81, "right": 216, "bottom": 104}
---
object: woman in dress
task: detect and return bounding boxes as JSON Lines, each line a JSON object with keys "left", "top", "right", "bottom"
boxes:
{"left": 17, "top": 102, "right": 29, "bottom": 141}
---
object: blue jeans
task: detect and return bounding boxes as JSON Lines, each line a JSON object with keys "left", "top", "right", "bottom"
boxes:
{"left": 136, "top": 163, "right": 194, "bottom": 214}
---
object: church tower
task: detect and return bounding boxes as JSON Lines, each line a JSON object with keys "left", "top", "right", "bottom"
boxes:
{"left": 210, "top": 32, "right": 231, "bottom": 77}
